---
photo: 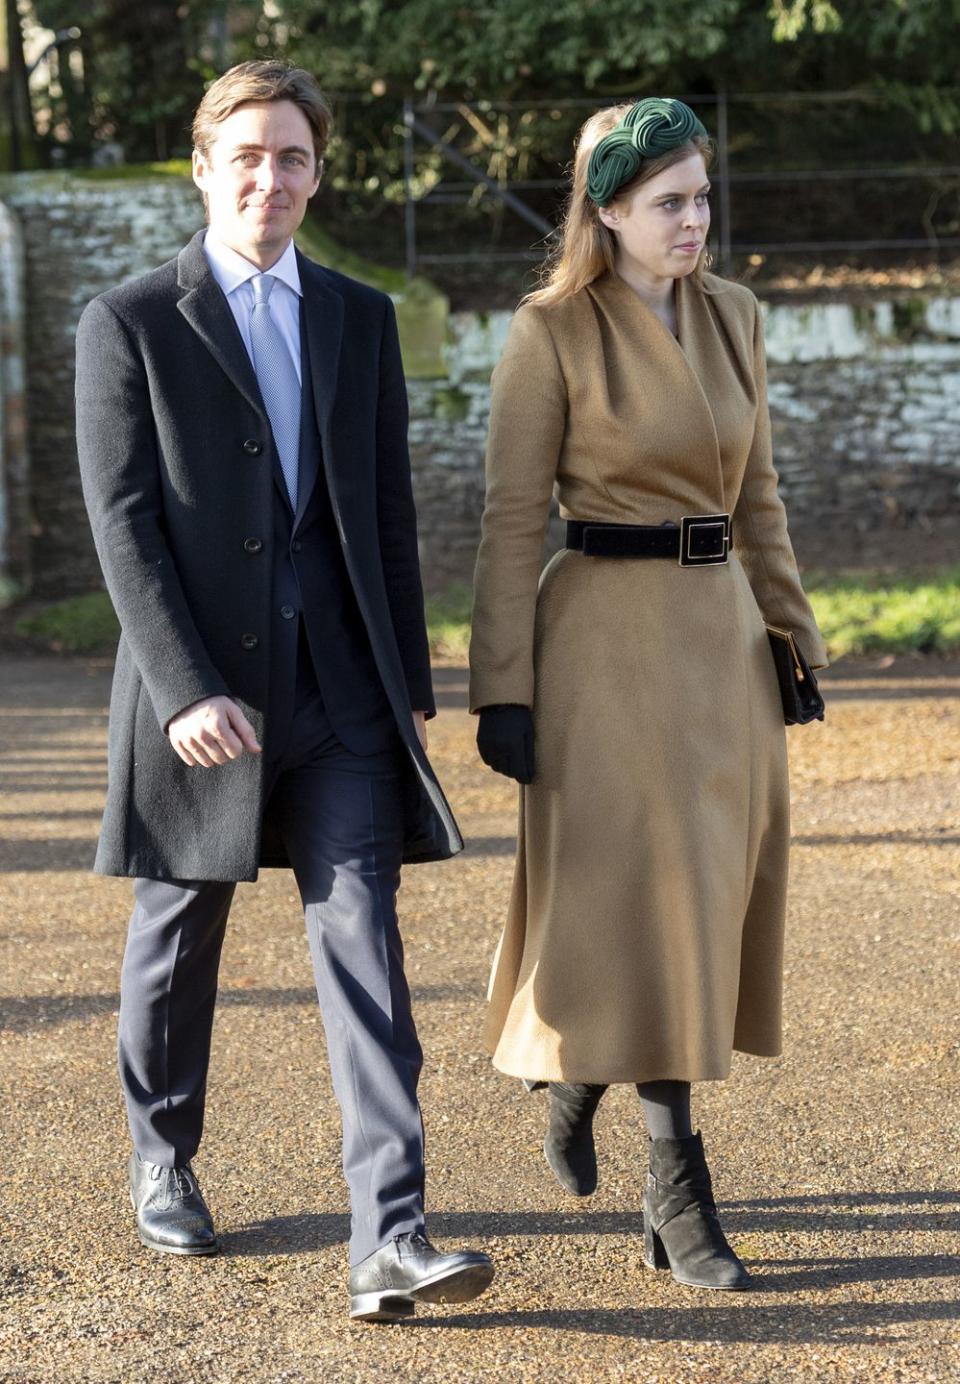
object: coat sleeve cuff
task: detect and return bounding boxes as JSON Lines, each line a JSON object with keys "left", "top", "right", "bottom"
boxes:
{"left": 153, "top": 674, "right": 232, "bottom": 736}
{"left": 467, "top": 671, "right": 535, "bottom": 716}
{"left": 406, "top": 676, "right": 437, "bottom": 719}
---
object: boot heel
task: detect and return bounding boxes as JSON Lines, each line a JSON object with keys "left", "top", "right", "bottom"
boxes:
{"left": 643, "top": 1218, "right": 669, "bottom": 1271}
{"left": 645, "top": 1134, "right": 752, "bottom": 1290}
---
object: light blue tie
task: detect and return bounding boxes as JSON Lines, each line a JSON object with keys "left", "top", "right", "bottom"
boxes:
{"left": 249, "top": 273, "right": 300, "bottom": 511}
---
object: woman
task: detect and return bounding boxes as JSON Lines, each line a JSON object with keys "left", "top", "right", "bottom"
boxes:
{"left": 468, "top": 98, "right": 828, "bottom": 1291}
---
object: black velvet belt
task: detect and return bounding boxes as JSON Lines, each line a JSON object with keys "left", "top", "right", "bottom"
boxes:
{"left": 565, "top": 514, "right": 732, "bottom": 567}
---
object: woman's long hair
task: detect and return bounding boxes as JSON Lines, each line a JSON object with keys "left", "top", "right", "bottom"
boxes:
{"left": 525, "top": 104, "right": 716, "bottom": 308}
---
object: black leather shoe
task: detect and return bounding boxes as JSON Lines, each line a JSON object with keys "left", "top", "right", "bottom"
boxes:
{"left": 643, "top": 1132, "right": 750, "bottom": 1290}
{"left": 543, "top": 1081, "right": 607, "bottom": 1196}
{"left": 349, "top": 1231, "right": 494, "bottom": 1323}
{"left": 128, "top": 1152, "right": 218, "bottom": 1257}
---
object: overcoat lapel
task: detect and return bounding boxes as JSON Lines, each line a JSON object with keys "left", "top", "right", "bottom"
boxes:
{"left": 290, "top": 307, "right": 317, "bottom": 529}
{"left": 594, "top": 271, "right": 727, "bottom": 509}
{"left": 297, "top": 253, "right": 344, "bottom": 449}
{"left": 175, "top": 232, "right": 266, "bottom": 422}
{"left": 676, "top": 272, "right": 762, "bottom": 509}
{"left": 672, "top": 273, "right": 725, "bottom": 504}
{"left": 175, "top": 232, "right": 347, "bottom": 526}
{"left": 296, "top": 252, "right": 345, "bottom": 529}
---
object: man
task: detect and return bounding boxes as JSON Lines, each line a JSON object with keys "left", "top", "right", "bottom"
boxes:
{"left": 75, "top": 59, "right": 493, "bottom": 1323}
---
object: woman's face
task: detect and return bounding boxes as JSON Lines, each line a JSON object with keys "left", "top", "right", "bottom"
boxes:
{"left": 598, "top": 151, "right": 711, "bottom": 282}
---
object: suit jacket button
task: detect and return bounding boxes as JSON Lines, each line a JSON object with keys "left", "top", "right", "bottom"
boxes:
{"left": 242, "top": 439, "right": 262, "bottom": 455}
{"left": 243, "top": 537, "right": 263, "bottom": 554}
{"left": 240, "top": 633, "right": 259, "bottom": 650}
{"left": 291, "top": 539, "right": 302, "bottom": 553}
{"left": 280, "top": 605, "right": 296, "bottom": 620}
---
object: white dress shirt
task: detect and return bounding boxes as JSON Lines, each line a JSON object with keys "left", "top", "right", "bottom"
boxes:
{"left": 202, "top": 230, "right": 303, "bottom": 384}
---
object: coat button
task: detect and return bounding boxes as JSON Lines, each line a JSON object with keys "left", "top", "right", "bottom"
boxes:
{"left": 243, "top": 537, "right": 263, "bottom": 554}
{"left": 280, "top": 605, "right": 296, "bottom": 620}
{"left": 240, "top": 633, "right": 259, "bottom": 650}
{"left": 291, "top": 539, "right": 302, "bottom": 553}
{"left": 242, "top": 439, "right": 262, "bottom": 455}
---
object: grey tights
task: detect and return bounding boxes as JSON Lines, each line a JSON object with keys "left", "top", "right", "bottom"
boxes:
{"left": 557, "top": 1079, "right": 692, "bottom": 1140}
{"left": 635, "top": 1079, "right": 693, "bottom": 1141}
{"left": 545, "top": 1078, "right": 693, "bottom": 1141}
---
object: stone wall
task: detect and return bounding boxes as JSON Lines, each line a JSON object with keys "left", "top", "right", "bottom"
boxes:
{"left": 762, "top": 301, "right": 960, "bottom": 569}
{"left": 0, "top": 171, "right": 957, "bottom": 602}
{"left": 0, "top": 173, "right": 205, "bottom": 599}
{"left": 0, "top": 171, "right": 452, "bottom": 599}
{"left": 0, "top": 199, "right": 29, "bottom": 599}
{"left": 410, "top": 301, "right": 960, "bottom": 589}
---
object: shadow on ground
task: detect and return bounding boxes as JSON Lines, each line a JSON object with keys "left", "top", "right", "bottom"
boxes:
{"left": 416, "top": 1296, "right": 960, "bottom": 1346}
{"left": 220, "top": 1192, "right": 960, "bottom": 1259}
{"left": 217, "top": 1197, "right": 960, "bottom": 1345}
{"left": 0, "top": 983, "right": 476, "bottom": 1033}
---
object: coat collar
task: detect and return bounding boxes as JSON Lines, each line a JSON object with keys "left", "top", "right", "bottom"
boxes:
{"left": 593, "top": 265, "right": 702, "bottom": 365}
{"left": 593, "top": 270, "right": 726, "bottom": 505}
{"left": 175, "top": 229, "right": 345, "bottom": 444}
{"left": 176, "top": 230, "right": 264, "bottom": 418}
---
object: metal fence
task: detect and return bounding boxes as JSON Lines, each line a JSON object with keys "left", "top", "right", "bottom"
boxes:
{"left": 401, "top": 92, "right": 960, "bottom": 278}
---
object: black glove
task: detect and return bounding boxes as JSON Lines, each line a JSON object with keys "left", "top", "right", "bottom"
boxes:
{"left": 476, "top": 704, "right": 535, "bottom": 784}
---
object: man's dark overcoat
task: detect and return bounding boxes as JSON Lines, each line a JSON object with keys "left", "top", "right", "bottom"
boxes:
{"left": 75, "top": 229, "right": 462, "bottom": 882}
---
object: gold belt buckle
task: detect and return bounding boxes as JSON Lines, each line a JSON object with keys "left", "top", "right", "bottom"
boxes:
{"left": 679, "top": 513, "right": 731, "bottom": 567}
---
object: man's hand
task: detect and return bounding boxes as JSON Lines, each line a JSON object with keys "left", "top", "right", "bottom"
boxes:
{"left": 412, "top": 710, "right": 428, "bottom": 752}
{"left": 167, "top": 696, "right": 262, "bottom": 768}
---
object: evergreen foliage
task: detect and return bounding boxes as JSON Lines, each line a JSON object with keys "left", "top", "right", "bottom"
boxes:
{"left": 21, "top": 1, "right": 960, "bottom": 165}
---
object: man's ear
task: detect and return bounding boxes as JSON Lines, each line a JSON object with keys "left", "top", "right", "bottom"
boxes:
{"left": 310, "top": 157, "right": 324, "bottom": 198}
{"left": 191, "top": 148, "right": 208, "bottom": 192}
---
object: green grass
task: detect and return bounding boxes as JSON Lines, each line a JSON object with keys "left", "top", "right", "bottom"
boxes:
{"left": 805, "top": 566, "right": 960, "bottom": 657}
{"left": 425, "top": 583, "right": 474, "bottom": 659}
{"left": 15, "top": 590, "right": 119, "bottom": 655}
{"left": 12, "top": 586, "right": 475, "bottom": 659}
{"left": 13, "top": 567, "right": 960, "bottom": 660}
{"left": 422, "top": 567, "right": 960, "bottom": 661}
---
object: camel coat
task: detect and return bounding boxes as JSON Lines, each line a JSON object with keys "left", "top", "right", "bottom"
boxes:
{"left": 468, "top": 269, "right": 828, "bottom": 1084}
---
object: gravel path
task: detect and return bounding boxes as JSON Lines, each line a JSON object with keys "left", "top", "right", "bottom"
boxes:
{"left": 1, "top": 654, "right": 958, "bottom": 1383}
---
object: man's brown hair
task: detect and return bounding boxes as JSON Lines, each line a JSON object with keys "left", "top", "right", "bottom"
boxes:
{"left": 192, "top": 60, "right": 332, "bottom": 168}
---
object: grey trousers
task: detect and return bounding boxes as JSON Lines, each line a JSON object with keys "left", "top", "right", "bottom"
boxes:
{"left": 117, "top": 677, "right": 425, "bottom": 1264}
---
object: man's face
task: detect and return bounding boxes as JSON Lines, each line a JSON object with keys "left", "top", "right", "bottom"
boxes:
{"left": 192, "top": 99, "right": 321, "bottom": 266}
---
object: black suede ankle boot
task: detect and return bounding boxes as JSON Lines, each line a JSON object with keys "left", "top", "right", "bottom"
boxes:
{"left": 643, "top": 1132, "right": 750, "bottom": 1290}
{"left": 543, "top": 1082, "right": 607, "bottom": 1196}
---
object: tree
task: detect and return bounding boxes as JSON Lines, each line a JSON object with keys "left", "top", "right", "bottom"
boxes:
{"left": 1, "top": 0, "right": 39, "bottom": 169}
{"left": 32, "top": 0, "right": 235, "bottom": 161}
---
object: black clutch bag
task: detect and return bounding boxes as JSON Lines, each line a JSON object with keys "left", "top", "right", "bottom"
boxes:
{"left": 765, "top": 625, "right": 825, "bottom": 725}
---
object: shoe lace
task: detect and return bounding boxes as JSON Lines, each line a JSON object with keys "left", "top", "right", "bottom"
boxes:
{"left": 149, "top": 1162, "right": 196, "bottom": 1204}
{"left": 395, "top": 1231, "right": 432, "bottom": 1257}
{"left": 169, "top": 1166, "right": 195, "bottom": 1200}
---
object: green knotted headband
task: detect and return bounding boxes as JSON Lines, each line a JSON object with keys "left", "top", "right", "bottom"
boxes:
{"left": 586, "top": 97, "right": 708, "bottom": 207}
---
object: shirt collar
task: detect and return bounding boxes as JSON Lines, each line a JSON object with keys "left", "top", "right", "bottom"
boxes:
{"left": 202, "top": 230, "right": 302, "bottom": 300}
